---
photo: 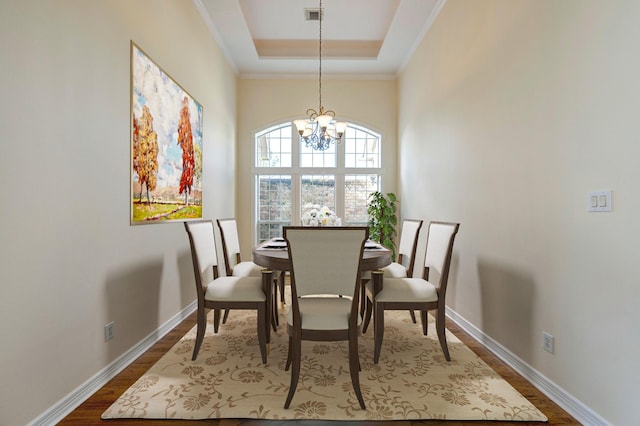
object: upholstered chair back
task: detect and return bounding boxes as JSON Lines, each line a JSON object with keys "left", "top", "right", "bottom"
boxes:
{"left": 185, "top": 220, "right": 219, "bottom": 287}
{"left": 285, "top": 227, "right": 368, "bottom": 298}
{"left": 396, "top": 219, "right": 423, "bottom": 274}
{"left": 423, "top": 221, "right": 459, "bottom": 290}
{"left": 217, "top": 218, "right": 243, "bottom": 273}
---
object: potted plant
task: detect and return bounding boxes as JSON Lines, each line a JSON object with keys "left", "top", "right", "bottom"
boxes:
{"left": 367, "top": 191, "right": 398, "bottom": 259}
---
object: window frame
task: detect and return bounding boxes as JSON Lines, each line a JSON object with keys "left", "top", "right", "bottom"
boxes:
{"left": 252, "top": 120, "right": 384, "bottom": 244}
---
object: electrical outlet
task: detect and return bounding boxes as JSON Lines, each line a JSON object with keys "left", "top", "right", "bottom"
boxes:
{"left": 105, "top": 321, "right": 115, "bottom": 341}
{"left": 542, "top": 332, "right": 554, "bottom": 353}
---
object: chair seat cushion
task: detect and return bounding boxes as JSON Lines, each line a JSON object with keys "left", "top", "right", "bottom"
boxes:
{"left": 375, "top": 277, "right": 438, "bottom": 303}
{"left": 361, "top": 263, "right": 408, "bottom": 282}
{"left": 232, "top": 261, "right": 263, "bottom": 277}
{"left": 382, "top": 262, "right": 408, "bottom": 278}
{"left": 287, "top": 297, "right": 361, "bottom": 331}
{"left": 204, "top": 276, "right": 266, "bottom": 302}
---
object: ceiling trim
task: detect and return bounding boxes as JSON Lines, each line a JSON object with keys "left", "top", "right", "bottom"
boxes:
{"left": 193, "top": 0, "right": 447, "bottom": 80}
{"left": 397, "top": 0, "right": 447, "bottom": 74}
{"left": 192, "top": 0, "right": 239, "bottom": 74}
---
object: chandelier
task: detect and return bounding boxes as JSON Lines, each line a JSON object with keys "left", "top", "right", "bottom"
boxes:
{"left": 294, "top": 0, "right": 348, "bottom": 151}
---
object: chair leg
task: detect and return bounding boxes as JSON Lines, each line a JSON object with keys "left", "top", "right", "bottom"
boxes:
{"left": 284, "top": 336, "right": 301, "bottom": 409}
{"left": 362, "top": 294, "right": 373, "bottom": 334}
{"left": 373, "top": 303, "right": 385, "bottom": 364}
{"left": 279, "top": 272, "right": 285, "bottom": 304}
{"left": 264, "top": 275, "right": 273, "bottom": 347}
{"left": 273, "top": 280, "right": 280, "bottom": 324}
{"left": 257, "top": 305, "right": 267, "bottom": 364}
{"left": 285, "top": 336, "right": 293, "bottom": 371}
{"left": 409, "top": 310, "right": 417, "bottom": 323}
{"left": 420, "top": 310, "right": 428, "bottom": 335}
{"left": 222, "top": 309, "right": 230, "bottom": 324}
{"left": 192, "top": 307, "right": 206, "bottom": 361}
{"left": 271, "top": 286, "right": 279, "bottom": 331}
{"left": 348, "top": 331, "right": 366, "bottom": 409}
{"left": 435, "top": 308, "right": 450, "bottom": 361}
{"left": 213, "top": 309, "right": 222, "bottom": 333}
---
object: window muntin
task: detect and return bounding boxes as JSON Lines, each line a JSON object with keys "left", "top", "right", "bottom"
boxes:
{"left": 256, "top": 125, "right": 292, "bottom": 168}
{"left": 344, "top": 125, "right": 380, "bottom": 168}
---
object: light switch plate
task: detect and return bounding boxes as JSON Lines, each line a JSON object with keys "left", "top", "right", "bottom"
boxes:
{"left": 587, "top": 190, "right": 612, "bottom": 212}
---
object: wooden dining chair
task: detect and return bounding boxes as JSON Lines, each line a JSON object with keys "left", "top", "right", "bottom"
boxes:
{"left": 185, "top": 220, "right": 273, "bottom": 363}
{"left": 217, "top": 218, "right": 282, "bottom": 329}
{"left": 283, "top": 226, "right": 368, "bottom": 410}
{"left": 372, "top": 221, "right": 460, "bottom": 364}
{"left": 362, "top": 219, "right": 423, "bottom": 332}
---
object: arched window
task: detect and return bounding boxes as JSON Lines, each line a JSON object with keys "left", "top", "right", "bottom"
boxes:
{"left": 253, "top": 122, "right": 382, "bottom": 243}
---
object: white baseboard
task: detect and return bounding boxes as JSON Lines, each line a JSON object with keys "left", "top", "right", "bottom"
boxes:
{"left": 445, "top": 307, "right": 611, "bottom": 426}
{"left": 28, "top": 301, "right": 197, "bottom": 426}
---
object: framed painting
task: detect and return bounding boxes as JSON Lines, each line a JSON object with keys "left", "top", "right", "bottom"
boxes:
{"left": 130, "top": 41, "right": 203, "bottom": 224}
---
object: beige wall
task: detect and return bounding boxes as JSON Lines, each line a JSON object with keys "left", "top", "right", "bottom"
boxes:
{"left": 0, "top": 1, "right": 236, "bottom": 425}
{"left": 398, "top": 1, "right": 640, "bottom": 424}
{"left": 236, "top": 78, "right": 397, "bottom": 250}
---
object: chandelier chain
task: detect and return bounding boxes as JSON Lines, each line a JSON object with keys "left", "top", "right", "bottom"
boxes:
{"left": 294, "top": 0, "right": 347, "bottom": 151}
{"left": 318, "top": 0, "right": 322, "bottom": 111}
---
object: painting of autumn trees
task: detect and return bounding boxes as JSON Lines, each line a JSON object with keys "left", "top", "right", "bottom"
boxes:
{"left": 130, "top": 43, "right": 203, "bottom": 224}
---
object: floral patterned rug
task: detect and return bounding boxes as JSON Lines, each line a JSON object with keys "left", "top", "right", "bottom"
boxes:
{"left": 102, "top": 300, "right": 547, "bottom": 421}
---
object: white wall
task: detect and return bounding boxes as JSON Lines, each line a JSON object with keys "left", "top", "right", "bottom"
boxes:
{"left": 398, "top": 1, "right": 640, "bottom": 424}
{"left": 236, "top": 78, "right": 397, "bottom": 250}
{"left": 0, "top": 1, "right": 236, "bottom": 425}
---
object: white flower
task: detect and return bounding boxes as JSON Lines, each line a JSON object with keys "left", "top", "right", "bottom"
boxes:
{"left": 302, "top": 203, "right": 335, "bottom": 225}
{"left": 318, "top": 206, "right": 334, "bottom": 218}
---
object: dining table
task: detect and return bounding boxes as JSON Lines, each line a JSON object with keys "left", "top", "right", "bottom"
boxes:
{"left": 252, "top": 236, "right": 392, "bottom": 346}
{"left": 252, "top": 237, "right": 392, "bottom": 272}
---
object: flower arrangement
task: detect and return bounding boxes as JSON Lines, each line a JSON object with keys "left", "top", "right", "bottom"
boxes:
{"left": 302, "top": 203, "right": 336, "bottom": 226}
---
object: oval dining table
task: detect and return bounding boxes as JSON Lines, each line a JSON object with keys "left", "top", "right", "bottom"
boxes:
{"left": 252, "top": 238, "right": 392, "bottom": 272}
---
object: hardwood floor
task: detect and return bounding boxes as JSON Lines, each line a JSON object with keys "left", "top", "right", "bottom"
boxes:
{"left": 59, "top": 307, "right": 580, "bottom": 426}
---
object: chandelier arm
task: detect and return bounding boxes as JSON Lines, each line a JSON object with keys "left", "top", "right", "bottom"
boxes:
{"left": 306, "top": 108, "right": 319, "bottom": 120}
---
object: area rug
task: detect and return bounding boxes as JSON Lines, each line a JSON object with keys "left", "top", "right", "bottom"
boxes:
{"left": 102, "top": 299, "right": 547, "bottom": 421}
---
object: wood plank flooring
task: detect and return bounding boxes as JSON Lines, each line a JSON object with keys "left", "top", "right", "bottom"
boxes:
{"left": 59, "top": 306, "right": 580, "bottom": 426}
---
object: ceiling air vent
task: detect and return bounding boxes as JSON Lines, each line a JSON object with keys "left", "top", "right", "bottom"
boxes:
{"left": 305, "top": 8, "right": 322, "bottom": 21}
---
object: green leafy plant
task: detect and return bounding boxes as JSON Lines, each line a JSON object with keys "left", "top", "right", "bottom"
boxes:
{"left": 367, "top": 191, "right": 398, "bottom": 259}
